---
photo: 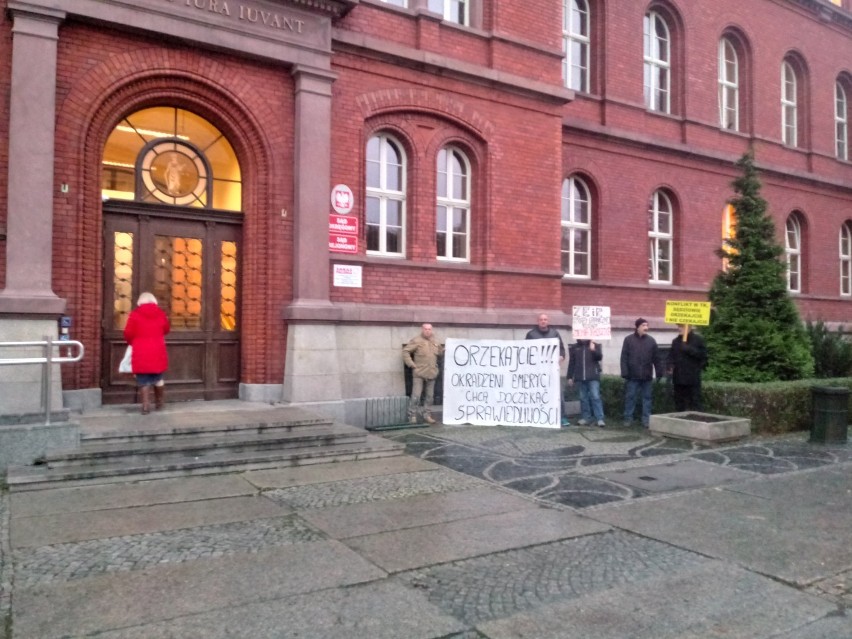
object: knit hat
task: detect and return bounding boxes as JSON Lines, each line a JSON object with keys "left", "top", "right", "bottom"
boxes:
{"left": 635, "top": 317, "right": 648, "bottom": 328}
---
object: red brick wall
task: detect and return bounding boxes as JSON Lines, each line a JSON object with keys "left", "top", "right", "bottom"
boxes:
{"left": 4, "top": 0, "right": 852, "bottom": 397}
{"left": 51, "top": 23, "right": 294, "bottom": 389}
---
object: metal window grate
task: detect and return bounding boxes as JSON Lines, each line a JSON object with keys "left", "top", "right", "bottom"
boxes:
{"left": 364, "top": 396, "right": 425, "bottom": 431}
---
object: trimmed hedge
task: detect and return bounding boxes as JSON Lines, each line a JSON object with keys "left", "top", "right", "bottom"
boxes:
{"left": 598, "top": 375, "right": 852, "bottom": 434}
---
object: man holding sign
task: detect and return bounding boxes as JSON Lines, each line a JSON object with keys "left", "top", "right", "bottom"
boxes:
{"left": 667, "top": 324, "right": 708, "bottom": 411}
{"left": 664, "top": 301, "right": 711, "bottom": 412}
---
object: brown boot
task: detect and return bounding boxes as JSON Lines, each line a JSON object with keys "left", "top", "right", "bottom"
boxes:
{"left": 154, "top": 385, "right": 165, "bottom": 410}
{"left": 140, "top": 386, "right": 152, "bottom": 415}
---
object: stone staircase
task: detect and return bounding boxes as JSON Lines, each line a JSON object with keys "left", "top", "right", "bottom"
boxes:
{"left": 6, "top": 403, "right": 405, "bottom": 491}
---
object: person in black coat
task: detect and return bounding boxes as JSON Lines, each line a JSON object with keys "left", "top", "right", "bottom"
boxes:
{"left": 666, "top": 324, "right": 708, "bottom": 412}
{"left": 567, "top": 339, "right": 605, "bottom": 427}
{"left": 620, "top": 318, "right": 665, "bottom": 427}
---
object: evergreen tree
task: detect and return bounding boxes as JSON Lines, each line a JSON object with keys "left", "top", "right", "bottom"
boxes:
{"left": 703, "top": 151, "right": 814, "bottom": 382}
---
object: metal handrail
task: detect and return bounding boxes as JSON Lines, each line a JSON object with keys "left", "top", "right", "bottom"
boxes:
{"left": 0, "top": 337, "right": 84, "bottom": 424}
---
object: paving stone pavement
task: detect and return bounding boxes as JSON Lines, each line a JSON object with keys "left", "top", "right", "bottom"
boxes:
{"left": 3, "top": 423, "right": 852, "bottom": 638}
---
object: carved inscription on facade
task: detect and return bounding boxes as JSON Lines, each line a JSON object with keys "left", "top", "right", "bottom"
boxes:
{"left": 165, "top": 0, "right": 306, "bottom": 34}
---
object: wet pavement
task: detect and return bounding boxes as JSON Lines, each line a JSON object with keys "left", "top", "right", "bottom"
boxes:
{"left": 2, "top": 421, "right": 852, "bottom": 638}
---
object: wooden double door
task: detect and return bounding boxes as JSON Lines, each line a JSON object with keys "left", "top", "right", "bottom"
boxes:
{"left": 102, "top": 206, "right": 242, "bottom": 403}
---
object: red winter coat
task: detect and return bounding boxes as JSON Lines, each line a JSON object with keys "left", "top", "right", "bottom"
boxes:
{"left": 124, "top": 303, "right": 170, "bottom": 374}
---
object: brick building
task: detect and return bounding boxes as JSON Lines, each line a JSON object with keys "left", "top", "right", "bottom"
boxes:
{"left": 0, "top": 0, "right": 850, "bottom": 419}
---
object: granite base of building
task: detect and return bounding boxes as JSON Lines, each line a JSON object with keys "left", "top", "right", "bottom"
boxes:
{"left": 0, "top": 420, "right": 80, "bottom": 473}
{"left": 650, "top": 412, "right": 751, "bottom": 444}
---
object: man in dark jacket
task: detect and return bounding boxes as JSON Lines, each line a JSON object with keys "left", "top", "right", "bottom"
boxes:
{"left": 620, "top": 318, "right": 664, "bottom": 428}
{"left": 666, "top": 324, "right": 708, "bottom": 411}
{"left": 526, "top": 313, "right": 568, "bottom": 425}
{"left": 567, "top": 339, "right": 605, "bottom": 427}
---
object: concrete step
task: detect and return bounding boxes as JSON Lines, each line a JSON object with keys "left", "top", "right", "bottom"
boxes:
{"left": 5, "top": 402, "right": 405, "bottom": 491}
{"left": 78, "top": 407, "right": 330, "bottom": 444}
{"left": 7, "top": 436, "right": 404, "bottom": 490}
{"left": 45, "top": 425, "right": 366, "bottom": 468}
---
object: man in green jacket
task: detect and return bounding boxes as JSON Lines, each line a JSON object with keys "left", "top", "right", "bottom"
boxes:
{"left": 403, "top": 323, "right": 444, "bottom": 424}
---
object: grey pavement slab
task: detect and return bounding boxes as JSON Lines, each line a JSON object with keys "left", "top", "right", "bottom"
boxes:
{"left": 11, "top": 494, "right": 289, "bottom": 548}
{"left": 301, "top": 485, "right": 540, "bottom": 539}
{"left": 593, "top": 458, "right": 756, "bottom": 493}
{"left": 344, "top": 507, "right": 609, "bottom": 573}
{"left": 477, "top": 560, "right": 841, "bottom": 639}
{"left": 86, "top": 579, "right": 465, "bottom": 639}
{"left": 588, "top": 465, "right": 852, "bottom": 585}
{"left": 772, "top": 615, "right": 852, "bottom": 639}
{"left": 242, "top": 455, "right": 439, "bottom": 488}
{"left": 9, "top": 473, "right": 256, "bottom": 517}
{"left": 723, "top": 463, "right": 852, "bottom": 503}
{"left": 12, "top": 539, "right": 385, "bottom": 639}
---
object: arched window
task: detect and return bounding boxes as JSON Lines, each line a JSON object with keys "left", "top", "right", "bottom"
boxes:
{"left": 722, "top": 204, "right": 737, "bottom": 271}
{"left": 718, "top": 38, "right": 739, "bottom": 131}
{"left": 836, "top": 81, "right": 849, "bottom": 161}
{"left": 366, "top": 133, "right": 406, "bottom": 256}
{"left": 436, "top": 146, "right": 471, "bottom": 261}
{"left": 644, "top": 11, "right": 671, "bottom": 113}
{"left": 563, "top": 0, "right": 590, "bottom": 92}
{"left": 101, "top": 106, "right": 242, "bottom": 211}
{"left": 785, "top": 214, "right": 802, "bottom": 292}
{"left": 648, "top": 190, "right": 673, "bottom": 283}
{"left": 841, "top": 222, "right": 852, "bottom": 296}
{"left": 781, "top": 60, "right": 799, "bottom": 147}
{"left": 561, "top": 176, "right": 592, "bottom": 277}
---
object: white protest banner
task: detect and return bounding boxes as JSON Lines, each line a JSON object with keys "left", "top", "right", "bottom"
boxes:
{"left": 572, "top": 306, "right": 611, "bottom": 340}
{"left": 442, "top": 337, "right": 561, "bottom": 428}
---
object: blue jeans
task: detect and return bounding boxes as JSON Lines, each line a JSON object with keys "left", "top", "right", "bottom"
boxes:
{"left": 578, "top": 380, "right": 604, "bottom": 422}
{"left": 624, "top": 379, "right": 653, "bottom": 426}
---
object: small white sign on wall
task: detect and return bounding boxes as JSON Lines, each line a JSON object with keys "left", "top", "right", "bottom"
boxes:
{"left": 333, "top": 264, "right": 362, "bottom": 288}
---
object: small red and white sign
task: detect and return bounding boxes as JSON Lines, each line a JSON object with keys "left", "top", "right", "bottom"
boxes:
{"left": 329, "top": 214, "right": 358, "bottom": 235}
{"left": 331, "top": 184, "right": 354, "bottom": 215}
{"left": 329, "top": 233, "right": 358, "bottom": 253}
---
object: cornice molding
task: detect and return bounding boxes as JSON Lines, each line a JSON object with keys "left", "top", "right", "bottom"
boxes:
{"left": 278, "top": 0, "right": 358, "bottom": 19}
{"left": 784, "top": 0, "right": 852, "bottom": 32}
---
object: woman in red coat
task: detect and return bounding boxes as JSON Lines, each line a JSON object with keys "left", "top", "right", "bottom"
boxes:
{"left": 123, "top": 292, "right": 170, "bottom": 414}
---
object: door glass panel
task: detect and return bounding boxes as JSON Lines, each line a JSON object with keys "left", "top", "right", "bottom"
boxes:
{"left": 113, "top": 232, "right": 134, "bottom": 330}
{"left": 220, "top": 241, "right": 238, "bottom": 331}
{"left": 154, "top": 235, "right": 203, "bottom": 330}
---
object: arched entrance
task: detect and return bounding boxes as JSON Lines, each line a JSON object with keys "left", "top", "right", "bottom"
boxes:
{"left": 100, "top": 107, "right": 243, "bottom": 403}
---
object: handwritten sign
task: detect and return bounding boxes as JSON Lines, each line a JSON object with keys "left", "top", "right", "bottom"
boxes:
{"left": 664, "top": 300, "right": 711, "bottom": 326}
{"left": 572, "top": 306, "right": 611, "bottom": 340}
{"left": 442, "top": 338, "right": 561, "bottom": 428}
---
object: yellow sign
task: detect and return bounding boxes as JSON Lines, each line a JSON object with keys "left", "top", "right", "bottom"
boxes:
{"left": 664, "top": 300, "right": 711, "bottom": 326}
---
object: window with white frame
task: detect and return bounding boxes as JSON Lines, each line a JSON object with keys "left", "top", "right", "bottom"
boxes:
{"left": 648, "top": 190, "right": 673, "bottom": 283}
{"left": 836, "top": 82, "right": 848, "bottom": 161}
{"left": 785, "top": 214, "right": 802, "bottom": 292}
{"left": 366, "top": 133, "right": 406, "bottom": 256}
{"left": 719, "top": 38, "right": 739, "bottom": 130}
{"left": 428, "top": 0, "right": 468, "bottom": 25}
{"left": 380, "top": 0, "right": 407, "bottom": 6}
{"left": 643, "top": 11, "right": 671, "bottom": 113}
{"left": 781, "top": 61, "right": 798, "bottom": 147}
{"left": 563, "top": 0, "right": 590, "bottom": 92}
{"left": 561, "top": 176, "right": 591, "bottom": 277}
{"left": 436, "top": 146, "right": 471, "bottom": 261}
{"left": 841, "top": 222, "right": 852, "bottom": 296}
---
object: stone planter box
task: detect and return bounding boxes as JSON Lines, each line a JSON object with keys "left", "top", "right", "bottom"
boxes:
{"left": 649, "top": 412, "right": 750, "bottom": 444}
